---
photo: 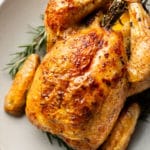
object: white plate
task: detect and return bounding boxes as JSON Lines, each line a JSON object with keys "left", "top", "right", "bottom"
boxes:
{"left": 0, "top": 0, "right": 149, "bottom": 150}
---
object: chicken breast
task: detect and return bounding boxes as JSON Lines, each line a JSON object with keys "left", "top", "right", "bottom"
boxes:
{"left": 26, "top": 22, "right": 127, "bottom": 149}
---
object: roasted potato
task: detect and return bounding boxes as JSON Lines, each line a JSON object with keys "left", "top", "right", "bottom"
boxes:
{"left": 4, "top": 54, "right": 40, "bottom": 116}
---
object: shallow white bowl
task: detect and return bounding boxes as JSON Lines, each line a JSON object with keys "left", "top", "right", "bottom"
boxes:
{"left": 0, "top": 1, "right": 149, "bottom": 150}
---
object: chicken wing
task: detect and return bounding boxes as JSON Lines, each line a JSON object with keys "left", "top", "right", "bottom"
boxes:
{"left": 112, "top": 1, "right": 150, "bottom": 96}
{"left": 127, "top": 0, "right": 150, "bottom": 82}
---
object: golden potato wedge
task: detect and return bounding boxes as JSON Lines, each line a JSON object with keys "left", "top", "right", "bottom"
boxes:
{"left": 101, "top": 103, "right": 140, "bottom": 150}
{"left": 4, "top": 54, "right": 40, "bottom": 116}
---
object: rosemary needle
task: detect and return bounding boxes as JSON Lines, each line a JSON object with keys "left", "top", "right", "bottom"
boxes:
{"left": 46, "top": 133, "right": 73, "bottom": 150}
{"left": 5, "top": 25, "right": 46, "bottom": 78}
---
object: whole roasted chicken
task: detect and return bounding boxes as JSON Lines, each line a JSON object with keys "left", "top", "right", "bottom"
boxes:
{"left": 4, "top": 0, "right": 150, "bottom": 150}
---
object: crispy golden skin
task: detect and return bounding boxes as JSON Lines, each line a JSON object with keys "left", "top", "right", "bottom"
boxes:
{"left": 5, "top": 54, "right": 40, "bottom": 116}
{"left": 26, "top": 23, "right": 127, "bottom": 149}
{"left": 44, "top": 0, "right": 109, "bottom": 51}
{"left": 101, "top": 103, "right": 140, "bottom": 150}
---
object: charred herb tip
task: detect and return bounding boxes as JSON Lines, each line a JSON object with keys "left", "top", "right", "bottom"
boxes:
{"left": 101, "top": 0, "right": 127, "bottom": 28}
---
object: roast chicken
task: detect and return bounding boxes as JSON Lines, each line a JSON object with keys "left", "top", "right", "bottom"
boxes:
{"left": 26, "top": 14, "right": 128, "bottom": 150}
{"left": 4, "top": 0, "right": 150, "bottom": 149}
{"left": 26, "top": 0, "right": 150, "bottom": 149}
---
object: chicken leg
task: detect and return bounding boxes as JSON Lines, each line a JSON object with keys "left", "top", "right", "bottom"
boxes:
{"left": 45, "top": 0, "right": 112, "bottom": 51}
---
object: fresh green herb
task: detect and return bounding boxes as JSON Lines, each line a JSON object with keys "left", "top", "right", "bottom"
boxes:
{"left": 5, "top": 25, "right": 46, "bottom": 78}
{"left": 101, "top": 0, "right": 127, "bottom": 28}
{"left": 46, "top": 133, "right": 73, "bottom": 150}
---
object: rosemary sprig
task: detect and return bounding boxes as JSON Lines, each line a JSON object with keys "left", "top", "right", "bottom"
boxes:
{"left": 5, "top": 24, "right": 46, "bottom": 78}
{"left": 46, "top": 133, "right": 73, "bottom": 150}
{"left": 101, "top": 0, "right": 127, "bottom": 28}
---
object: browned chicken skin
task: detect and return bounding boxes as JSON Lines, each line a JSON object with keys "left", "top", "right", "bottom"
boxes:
{"left": 25, "top": 0, "right": 150, "bottom": 150}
